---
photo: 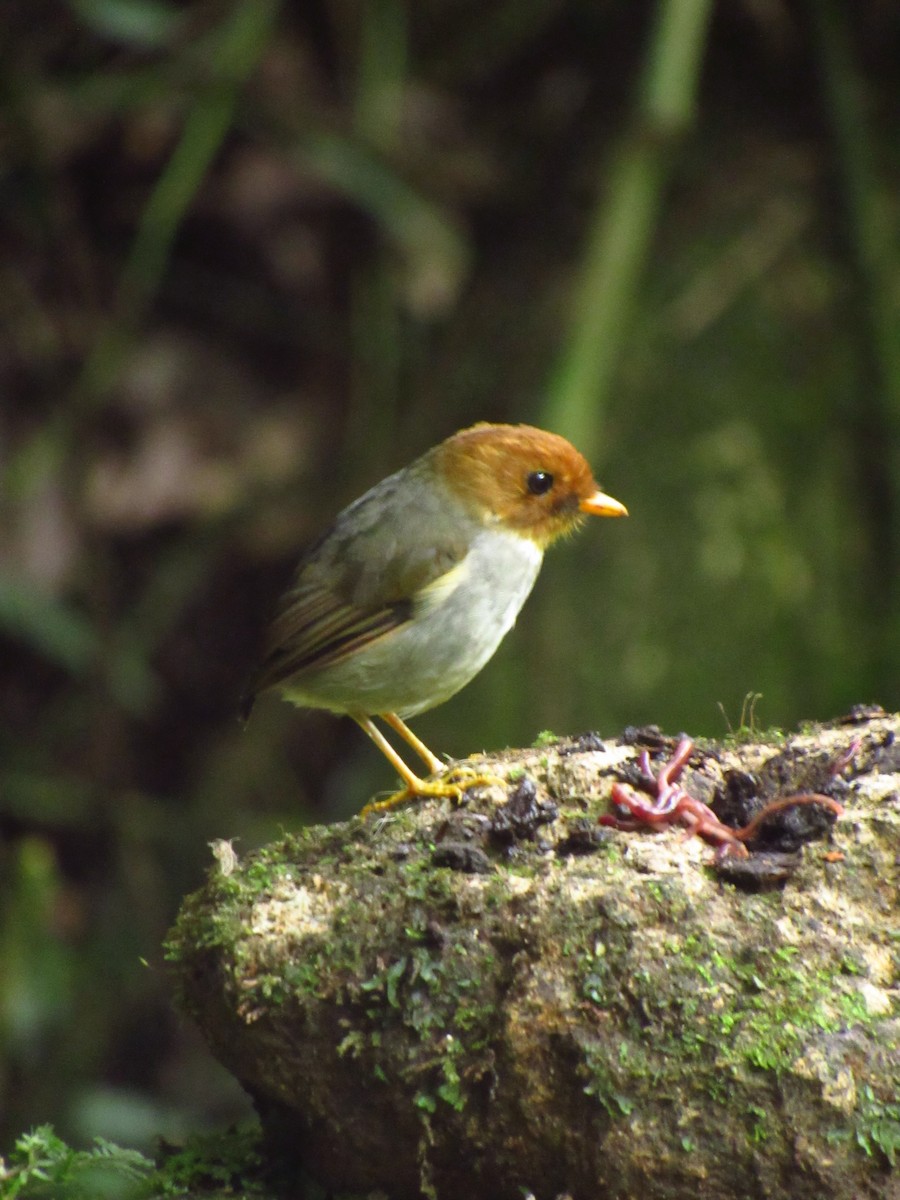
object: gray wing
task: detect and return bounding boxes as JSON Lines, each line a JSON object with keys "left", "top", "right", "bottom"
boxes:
{"left": 241, "top": 461, "right": 471, "bottom": 713}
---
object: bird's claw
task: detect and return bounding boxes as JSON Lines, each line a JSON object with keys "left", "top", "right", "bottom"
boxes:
{"left": 360, "top": 765, "right": 504, "bottom": 817}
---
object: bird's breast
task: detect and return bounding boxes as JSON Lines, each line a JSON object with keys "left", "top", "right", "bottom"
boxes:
{"left": 283, "top": 529, "right": 543, "bottom": 719}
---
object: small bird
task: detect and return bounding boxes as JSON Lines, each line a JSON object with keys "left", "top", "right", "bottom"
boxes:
{"left": 241, "top": 422, "right": 627, "bottom": 804}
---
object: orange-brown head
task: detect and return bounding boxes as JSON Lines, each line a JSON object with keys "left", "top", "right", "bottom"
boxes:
{"left": 432, "top": 422, "right": 627, "bottom": 549}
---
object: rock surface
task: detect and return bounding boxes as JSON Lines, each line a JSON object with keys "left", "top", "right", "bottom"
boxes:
{"left": 167, "top": 711, "right": 900, "bottom": 1200}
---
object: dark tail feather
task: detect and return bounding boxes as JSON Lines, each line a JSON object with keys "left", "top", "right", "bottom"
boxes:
{"left": 239, "top": 690, "right": 256, "bottom": 722}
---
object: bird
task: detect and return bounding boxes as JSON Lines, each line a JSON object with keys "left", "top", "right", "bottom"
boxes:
{"left": 241, "top": 422, "right": 627, "bottom": 806}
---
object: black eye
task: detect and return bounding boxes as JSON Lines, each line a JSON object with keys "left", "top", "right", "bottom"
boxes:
{"left": 526, "top": 470, "right": 554, "bottom": 495}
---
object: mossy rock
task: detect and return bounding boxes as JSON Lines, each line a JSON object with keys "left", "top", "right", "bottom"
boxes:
{"left": 167, "top": 711, "right": 900, "bottom": 1200}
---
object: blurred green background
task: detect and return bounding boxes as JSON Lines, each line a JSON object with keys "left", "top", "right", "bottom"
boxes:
{"left": 1, "top": 0, "right": 898, "bottom": 1158}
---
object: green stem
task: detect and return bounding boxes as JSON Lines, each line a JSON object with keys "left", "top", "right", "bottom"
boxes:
{"left": 543, "top": 0, "right": 714, "bottom": 460}
{"left": 808, "top": 0, "right": 900, "bottom": 684}
{"left": 76, "top": 0, "right": 280, "bottom": 407}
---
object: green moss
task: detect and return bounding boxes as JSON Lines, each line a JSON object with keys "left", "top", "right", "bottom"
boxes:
{"left": 435, "top": 1036, "right": 467, "bottom": 1112}
{"left": 579, "top": 940, "right": 611, "bottom": 1006}
{"left": 199, "top": 837, "right": 507, "bottom": 1120}
{"left": 532, "top": 730, "right": 559, "bottom": 748}
{"left": 167, "top": 727, "right": 900, "bottom": 1187}
{"left": 567, "top": 889, "right": 900, "bottom": 1166}
{"left": 581, "top": 1045, "right": 636, "bottom": 1117}
{"left": 851, "top": 1085, "right": 900, "bottom": 1167}
{"left": 746, "top": 1104, "right": 770, "bottom": 1143}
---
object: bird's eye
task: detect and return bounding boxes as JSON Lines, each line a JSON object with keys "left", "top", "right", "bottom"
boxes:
{"left": 526, "top": 470, "right": 554, "bottom": 496}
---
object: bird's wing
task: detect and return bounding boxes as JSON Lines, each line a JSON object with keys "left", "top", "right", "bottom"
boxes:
{"left": 241, "top": 510, "right": 471, "bottom": 713}
{"left": 247, "top": 581, "right": 410, "bottom": 700}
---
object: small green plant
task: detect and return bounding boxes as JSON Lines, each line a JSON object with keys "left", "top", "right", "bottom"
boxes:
{"left": 531, "top": 730, "right": 559, "bottom": 748}
{"left": 854, "top": 1085, "right": 900, "bottom": 1167}
{"left": 0, "top": 1125, "right": 271, "bottom": 1199}
{"left": 0, "top": 1125, "right": 153, "bottom": 1199}
{"left": 717, "top": 691, "right": 764, "bottom": 740}
{"left": 152, "top": 1127, "right": 266, "bottom": 1195}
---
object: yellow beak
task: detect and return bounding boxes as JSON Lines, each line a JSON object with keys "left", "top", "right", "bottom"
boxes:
{"left": 579, "top": 489, "right": 628, "bottom": 518}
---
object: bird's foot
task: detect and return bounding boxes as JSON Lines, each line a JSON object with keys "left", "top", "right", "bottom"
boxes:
{"left": 360, "top": 765, "right": 504, "bottom": 817}
{"left": 445, "top": 764, "right": 508, "bottom": 794}
{"left": 361, "top": 776, "right": 463, "bottom": 817}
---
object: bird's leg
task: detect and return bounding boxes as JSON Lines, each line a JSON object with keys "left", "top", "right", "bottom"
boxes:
{"left": 355, "top": 713, "right": 506, "bottom": 816}
{"left": 354, "top": 715, "right": 464, "bottom": 815}
{"left": 382, "top": 712, "right": 444, "bottom": 775}
{"left": 385, "top": 709, "right": 509, "bottom": 800}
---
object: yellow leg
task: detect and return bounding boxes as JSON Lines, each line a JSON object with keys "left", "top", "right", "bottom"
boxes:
{"left": 353, "top": 715, "right": 463, "bottom": 815}
{"left": 353, "top": 713, "right": 508, "bottom": 817}
{"left": 381, "top": 711, "right": 444, "bottom": 775}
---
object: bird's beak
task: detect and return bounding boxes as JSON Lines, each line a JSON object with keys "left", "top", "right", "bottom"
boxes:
{"left": 579, "top": 489, "right": 628, "bottom": 518}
